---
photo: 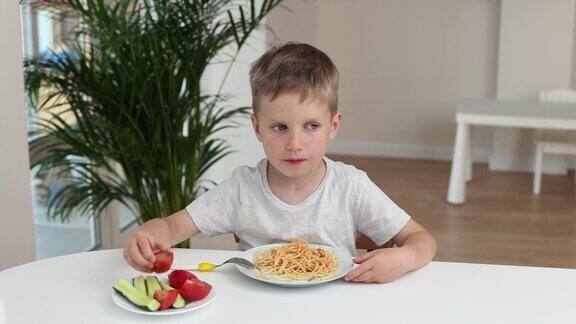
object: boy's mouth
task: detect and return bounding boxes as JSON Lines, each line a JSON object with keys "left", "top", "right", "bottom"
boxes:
{"left": 284, "top": 158, "right": 306, "bottom": 165}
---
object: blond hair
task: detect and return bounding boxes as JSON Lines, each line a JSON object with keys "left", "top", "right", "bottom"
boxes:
{"left": 249, "top": 42, "right": 339, "bottom": 115}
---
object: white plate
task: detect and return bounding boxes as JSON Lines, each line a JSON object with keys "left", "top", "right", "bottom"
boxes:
{"left": 112, "top": 276, "right": 218, "bottom": 316}
{"left": 236, "top": 243, "right": 354, "bottom": 287}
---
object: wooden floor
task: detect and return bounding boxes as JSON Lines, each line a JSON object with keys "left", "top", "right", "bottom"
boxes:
{"left": 328, "top": 154, "right": 576, "bottom": 269}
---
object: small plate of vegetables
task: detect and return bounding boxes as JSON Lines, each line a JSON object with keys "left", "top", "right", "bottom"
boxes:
{"left": 112, "top": 252, "right": 216, "bottom": 315}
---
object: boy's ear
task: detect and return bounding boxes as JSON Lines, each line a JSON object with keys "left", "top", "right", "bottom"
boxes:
{"left": 250, "top": 114, "right": 263, "bottom": 142}
{"left": 329, "top": 113, "right": 342, "bottom": 140}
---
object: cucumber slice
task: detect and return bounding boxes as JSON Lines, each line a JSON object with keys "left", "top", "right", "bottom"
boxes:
{"left": 113, "top": 279, "right": 160, "bottom": 312}
{"left": 145, "top": 275, "right": 162, "bottom": 299}
{"left": 132, "top": 275, "right": 147, "bottom": 296}
{"left": 159, "top": 281, "right": 186, "bottom": 309}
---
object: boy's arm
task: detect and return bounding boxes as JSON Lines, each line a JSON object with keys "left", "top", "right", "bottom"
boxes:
{"left": 138, "top": 209, "right": 200, "bottom": 247}
{"left": 391, "top": 219, "right": 437, "bottom": 272}
{"left": 345, "top": 219, "right": 436, "bottom": 283}
{"left": 124, "top": 209, "right": 200, "bottom": 272}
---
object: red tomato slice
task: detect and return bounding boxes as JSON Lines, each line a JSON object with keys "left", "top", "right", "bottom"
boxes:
{"left": 168, "top": 269, "right": 198, "bottom": 289}
{"left": 152, "top": 251, "right": 174, "bottom": 273}
{"left": 178, "top": 279, "right": 212, "bottom": 302}
{"left": 153, "top": 289, "right": 179, "bottom": 311}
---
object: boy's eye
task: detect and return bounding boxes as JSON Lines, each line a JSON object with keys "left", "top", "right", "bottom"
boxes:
{"left": 305, "top": 123, "right": 320, "bottom": 131}
{"left": 272, "top": 124, "right": 287, "bottom": 132}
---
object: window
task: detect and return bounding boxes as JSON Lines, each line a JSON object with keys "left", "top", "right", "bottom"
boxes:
{"left": 21, "top": 2, "right": 101, "bottom": 259}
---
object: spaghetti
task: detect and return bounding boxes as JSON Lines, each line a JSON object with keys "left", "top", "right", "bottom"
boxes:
{"left": 253, "top": 240, "right": 337, "bottom": 281}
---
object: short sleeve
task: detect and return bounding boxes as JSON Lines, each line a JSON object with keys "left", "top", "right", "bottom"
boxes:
{"left": 185, "top": 175, "right": 239, "bottom": 236}
{"left": 353, "top": 172, "right": 410, "bottom": 246}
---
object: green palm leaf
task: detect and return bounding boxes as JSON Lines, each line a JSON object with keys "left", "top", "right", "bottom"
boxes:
{"left": 25, "top": 0, "right": 282, "bottom": 233}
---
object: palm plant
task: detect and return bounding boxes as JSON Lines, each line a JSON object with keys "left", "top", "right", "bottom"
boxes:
{"left": 25, "top": 0, "right": 282, "bottom": 247}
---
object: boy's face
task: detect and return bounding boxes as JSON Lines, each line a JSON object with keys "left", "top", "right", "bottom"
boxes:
{"left": 251, "top": 92, "right": 341, "bottom": 179}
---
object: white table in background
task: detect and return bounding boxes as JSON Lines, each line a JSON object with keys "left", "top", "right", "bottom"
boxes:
{"left": 447, "top": 99, "right": 576, "bottom": 204}
{"left": 1, "top": 248, "right": 576, "bottom": 323}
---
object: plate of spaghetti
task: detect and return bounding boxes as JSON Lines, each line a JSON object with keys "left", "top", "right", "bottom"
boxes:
{"left": 236, "top": 240, "right": 353, "bottom": 287}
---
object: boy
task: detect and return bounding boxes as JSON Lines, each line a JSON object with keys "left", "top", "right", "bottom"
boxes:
{"left": 123, "top": 42, "right": 436, "bottom": 284}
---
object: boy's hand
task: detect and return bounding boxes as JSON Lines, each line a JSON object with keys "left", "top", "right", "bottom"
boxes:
{"left": 123, "top": 230, "right": 171, "bottom": 273}
{"left": 344, "top": 247, "right": 412, "bottom": 284}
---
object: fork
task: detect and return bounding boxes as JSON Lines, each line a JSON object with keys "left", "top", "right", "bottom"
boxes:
{"left": 174, "top": 257, "right": 256, "bottom": 272}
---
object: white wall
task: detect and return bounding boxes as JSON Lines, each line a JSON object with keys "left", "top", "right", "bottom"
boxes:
{"left": 267, "top": 0, "right": 319, "bottom": 46}
{"left": 0, "top": 2, "right": 36, "bottom": 270}
{"left": 268, "top": 0, "right": 500, "bottom": 162}
{"left": 201, "top": 22, "right": 268, "bottom": 183}
{"left": 188, "top": 7, "right": 270, "bottom": 250}
{"left": 491, "top": 0, "right": 576, "bottom": 174}
{"left": 497, "top": 0, "right": 575, "bottom": 99}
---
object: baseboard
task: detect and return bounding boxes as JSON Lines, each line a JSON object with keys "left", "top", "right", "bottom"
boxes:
{"left": 489, "top": 155, "right": 568, "bottom": 175}
{"left": 327, "top": 140, "right": 491, "bottom": 163}
{"left": 328, "top": 140, "right": 573, "bottom": 175}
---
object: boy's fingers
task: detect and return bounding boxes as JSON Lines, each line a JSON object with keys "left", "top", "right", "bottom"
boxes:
{"left": 138, "top": 237, "right": 155, "bottom": 263}
{"left": 130, "top": 241, "right": 152, "bottom": 270}
{"left": 353, "top": 250, "right": 377, "bottom": 264}
{"left": 149, "top": 236, "right": 171, "bottom": 252}
{"left": 350, "top": 269, "right": 375, "bottom": 283}
{"left": 345, "top": 260, "right": 373, "bottom": 281}
{"left": 125, "top": 253, "right": 152, "bottom": 273}
{"left": 124, "top": 248, "right": 149, "bottom": 272}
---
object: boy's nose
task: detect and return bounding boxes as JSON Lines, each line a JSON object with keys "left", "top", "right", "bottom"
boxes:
{"left": 286, "top": 133, "right": 304, "bottom": 152}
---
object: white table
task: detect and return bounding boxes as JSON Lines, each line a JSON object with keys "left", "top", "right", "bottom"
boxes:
{"left": 1, "top": 248, "right": 576, "bottom": 323}
{"left": 447, "top": 99, "right": 576, "bottom": 204}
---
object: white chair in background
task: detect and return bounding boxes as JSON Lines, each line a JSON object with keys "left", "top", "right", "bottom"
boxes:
{"left": 533, "top": 89, "right": 576, "bottom": 194}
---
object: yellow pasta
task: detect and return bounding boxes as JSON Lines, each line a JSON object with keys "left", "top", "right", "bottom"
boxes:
{"left": 253, "top": 240, "right": 337, "bottom": 281}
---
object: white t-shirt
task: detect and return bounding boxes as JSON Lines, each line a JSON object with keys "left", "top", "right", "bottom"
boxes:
{"left": 186, "top": 157, "right": 410, "bottom": 256}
